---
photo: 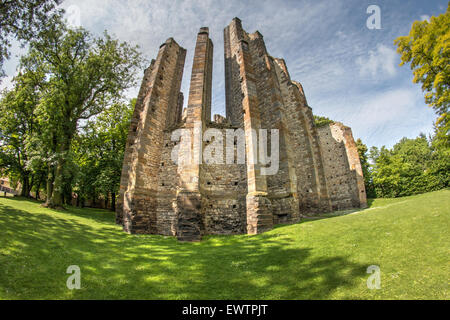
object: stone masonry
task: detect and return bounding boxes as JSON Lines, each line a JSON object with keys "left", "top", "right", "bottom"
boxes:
{"left": 317, "top": 122, "right": 367, "bottom": 210}
{"left": 116, "top": 18, "right": 367, "bottom": 241}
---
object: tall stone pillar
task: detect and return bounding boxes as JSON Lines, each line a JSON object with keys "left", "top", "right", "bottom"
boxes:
{"left": 176, "top": 27, "right": 213, "bottom": 241}
{"left": 224, "top": 18, "right": 272, "bottom": 234}
{"left": 116, "top": 38, "right": 186, "bottom": 234}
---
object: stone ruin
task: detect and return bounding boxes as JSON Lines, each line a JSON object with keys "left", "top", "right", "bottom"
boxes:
{"left": 116, "top": 18, "right": 367, "bottom": 241}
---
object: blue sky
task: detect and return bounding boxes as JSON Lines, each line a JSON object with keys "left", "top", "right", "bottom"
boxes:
{"left": 1, "top": 0, "right": 447, "bottom": 148}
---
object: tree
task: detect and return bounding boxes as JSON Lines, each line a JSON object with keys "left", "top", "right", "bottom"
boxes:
{"left": 0, "top": 0, "right": 63, "bottom": 77}
{"left": 429, "top": 128, "right": 450, "bottom": 191}
{"left": 356, "top": 138, "right": 376, "bottom": 198}
{"left": 0, "top": 71, "right": 43, "bottom": 197}
{"left": 368, "top": 135, "right": 448, "bottom": 198}
{"left": 395, "top": 4, "right": 450, "bottom": 147}
{"left": 19, "top": 18, "right": 144, "bottom": 208}
{"left": 73, "top": 100, "right": 133, "bottom": 210}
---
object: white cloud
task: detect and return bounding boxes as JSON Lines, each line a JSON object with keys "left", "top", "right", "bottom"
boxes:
{"left": 420, "top": 15, "right": 430, "bottom": 21}
{"left": 356, "top": 44, "right": 398, "bottom": 78}
{"left": 350, "top": 89, "right": 414, "bottom": 127}
{"left": 0, "top": 75, "right": 14, "bottom": 92}
{"left": 331, "top": 87, "right": 436, "bottom": 148}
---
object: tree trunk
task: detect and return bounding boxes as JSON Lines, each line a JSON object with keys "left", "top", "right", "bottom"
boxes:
{"left": 64, "top": 184, "right": 73, "bottom": 206}
{"left": 111, "top": 192, "right": 116, "bottom": 212}
{"left": 20, "top": 174, "right": 30, "bottom": 197}
{"left": 29, "top": 174, "right": 35, "bottom": 198}
{"left": 48, "top": 131, "right": 73, "bottom": 208}
{"left": 45, "top": 165, "right": 55, "bottom": 206}
{"left": 35, "top": 180, "right": 41, "bottom": 200}
{"left": 49, "top": 157, "right": 65, "bottom": 208}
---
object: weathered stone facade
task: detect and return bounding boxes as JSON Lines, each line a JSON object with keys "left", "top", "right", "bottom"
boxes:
{"left": 116, "top": 19, "right": 367, "bottom": 241}
{"left": 317, "top": 122, "right": 367, "bottom": 210}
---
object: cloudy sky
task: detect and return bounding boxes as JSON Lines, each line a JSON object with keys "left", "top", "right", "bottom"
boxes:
{"left": 2, "top": 0, "right": 447, "bottom": 148}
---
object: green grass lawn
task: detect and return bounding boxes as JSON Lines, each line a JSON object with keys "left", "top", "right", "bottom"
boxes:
{"left": 0, "top": 193, "right": 14, "bottom": 198}
{"left": 0, "top": 190, "right": 448, "bottom": 300}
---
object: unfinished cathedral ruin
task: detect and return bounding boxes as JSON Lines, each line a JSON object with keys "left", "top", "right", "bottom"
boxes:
{"left": 116, "top": 18, "right": 367, "bottom": 241}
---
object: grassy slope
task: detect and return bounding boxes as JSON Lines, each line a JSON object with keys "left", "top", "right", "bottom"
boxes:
{"left": 0, "top": 190, "right": 448, "bottom": 300}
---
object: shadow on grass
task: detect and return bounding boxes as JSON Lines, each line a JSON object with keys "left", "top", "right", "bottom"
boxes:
{"left": 0, "top": 199, "right": 367, "bottom": 299}
{"left": 367, "top": 198, "right": 375, "bottom": 208}
{"left": 2, "top": 196, "right": 42, "bottom": 202}
{"left": 296, "top": 198, "right": 378, "bottom": 223}
{"left": 3, "top": 196, "right": 116, "bottom": 225}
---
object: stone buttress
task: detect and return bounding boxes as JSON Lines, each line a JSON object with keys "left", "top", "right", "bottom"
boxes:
{"left": 116, "top": 38, "right": 186, "bottom": 234}
{"left": 175, "top": 27, "right": 213, "bottom": 241}
{"left": 317, "top": 123, "right": 367, "bottom": 210}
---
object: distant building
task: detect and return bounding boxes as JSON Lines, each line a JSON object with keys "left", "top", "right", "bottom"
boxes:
{"left": 0, "top": 177, "right": 17, "bottom": 195}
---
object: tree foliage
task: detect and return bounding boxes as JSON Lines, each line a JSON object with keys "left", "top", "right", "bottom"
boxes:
{"left": 369, "top": 135, "right": 449, "bottom": 198}
{"left": 73, "top": 100, "right": 133, "bottom": 210}
{"left": 0, "top": 0, "right": 63, "bottom": 77}
{"left": 17, "top": 18, "right": 144, "bottom": 207}
{"left": 356, "top": 138, "right": 376, "bottom": 198}
{"left": 314, "top": 115, "right": 334, "bottom": 128}
{"left": 395, "top": 4, "right": 450, "bottom": 147}
{"left": 0, "top": 16, "right": 143, "bottom": 209}
{"left": 0, "top": 71, "right": 43, "bottom": 197}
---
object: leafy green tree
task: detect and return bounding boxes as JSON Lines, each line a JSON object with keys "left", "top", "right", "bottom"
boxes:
{"left": 428, "top": 129, "right": 450, "bottom": 191}
{"left": 356, "top": 138, "right": 376, "bottom": 198}
{"left": 19, "top": 18, "right": 144, "bottom": 207}
{"left": 73, "top": 100, "right": 133, "bottom": 210}
{"left": 395, "top": 4, "right": 450, "bottom": 147}
{"left": 313, "top": 115, "right": 334, "bottom": 128}
{"left": 0, "top": 71, "right": 43, "bottom": 197}
{"left": 0, "top": 0, "right": 63, "bottom": 77}
{"left": 369, "top": 135, "right": 448, "bottom": 198}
